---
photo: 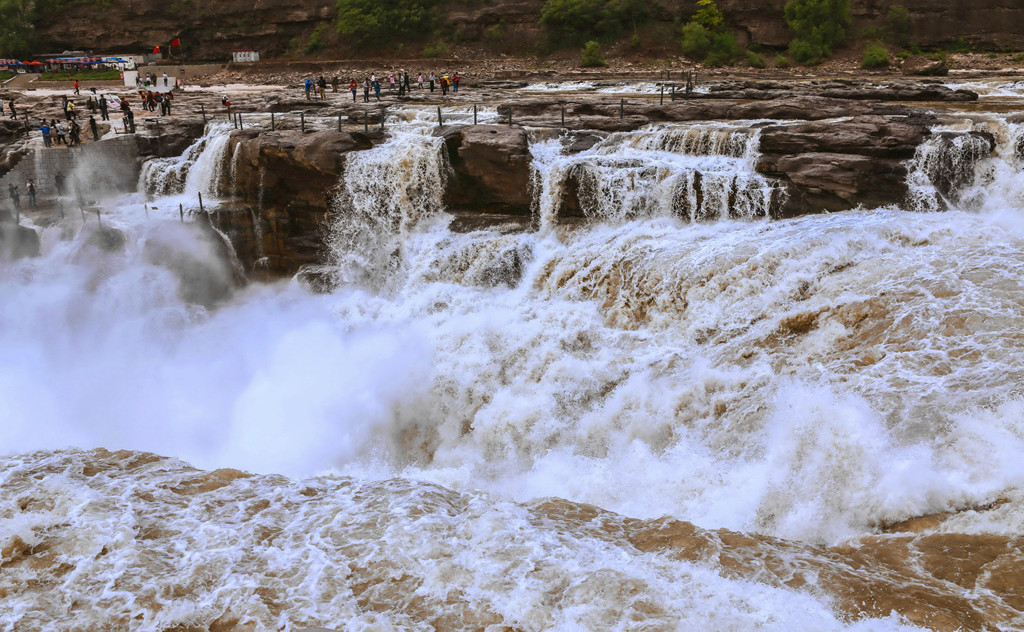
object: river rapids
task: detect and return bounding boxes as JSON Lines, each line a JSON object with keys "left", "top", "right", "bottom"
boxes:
{"left": 2, "top": 85, "right": 1024, "bottom": 631}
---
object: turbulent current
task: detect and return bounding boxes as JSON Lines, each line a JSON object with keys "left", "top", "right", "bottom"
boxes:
{"left": 3, "top": 95, "right": 1024, "bottom": 631}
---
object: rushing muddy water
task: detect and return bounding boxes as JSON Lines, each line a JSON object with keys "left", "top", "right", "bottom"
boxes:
{"left": 3, "top": 84, "right": 1024, "bottom": 631}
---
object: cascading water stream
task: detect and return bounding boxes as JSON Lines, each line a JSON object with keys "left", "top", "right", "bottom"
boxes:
{"left": 139, "top": 121, "right": 235, "bottom": 198}
{"left": 326, "top": 128, "right": 450, "bottom": 289}
{"left": 530, "top": 123, "right": 782, "bottom": 229}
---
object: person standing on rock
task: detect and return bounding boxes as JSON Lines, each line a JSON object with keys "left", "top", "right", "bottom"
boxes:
{"left": 317, "top": 76, "right": 327, "bottom": 101}
{"left": 349, "top": 79, "right": 358, "bottom": 102}
{"left": 363, "top": 78, "right": 370, "bottom": 103}
{"left": 304, "top": 77, "right": 313, "bottom": 100}
{"left": 453, "top": 73, "right": 460, "bottom": 93}
{"left": 69, "top": 121, "right": 81, "bottom": 147}
{"left": 373, "top": 79, "right": 381, "bottom": 101}
{"left": 89, "top": 116, "right": 99, "bottom": 141}
{"left": 8, "top": 99, "right": 16, "bottom": 119}
{"left": 417, "top": 73, "right": 423, "bottom": 90}
{"left": 40, "top": 121, "right": 52, "bottom": 148}
{"left": 53, "top": 120, "right": 66, "bottom": 146}
{"left": 164, "top": 90, "right": 173, "bottom": 115}
{"left": 332, "top": 76, "right": 339, "bottom": 93}
{"left": 27, "top": 180, "right": 36, "bottom": 208}
{"left": 99, "top": 94, "right": 109, "bottom": 121}
{"left": 404, "top": 71, "right": 411, "bottom": 93}
{"left": 429, "top": 74, "right": 435, "bottom": 93}
{"left": 74, "top": 79, "right": 80, "bottom": 95}
{"left": 67, "top": 100, "right": 77, "bottom": 120}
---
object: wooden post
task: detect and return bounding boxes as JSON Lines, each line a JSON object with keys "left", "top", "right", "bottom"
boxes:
{"left": 380, "top": 108, "right": 385, "bottom": 129}
{"left": 300, "top": 112, "right": 305, "bottom": 132}
{"left": 143, "top": 204, "right": 149, "bottom": 219}
{"left": 197, "top": 191, "right": 204, "bottom": 213}
{"left": 338, "top": 114, "right": 342, "bottom": 132}
{"left": 507, "top": 105, "right": 512, "bottom": 126}
{"left": 179, "top": 203, "right": 184, "bottom": 222}
{"left": 201, "top": 104, "right": 206, "bottom": 123}
{"left": 437, "top": 106, "right": 442, "bottom": 127}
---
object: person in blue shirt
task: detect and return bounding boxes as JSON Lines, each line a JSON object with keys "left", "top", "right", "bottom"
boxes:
{"left": 40, "top": 122, "right": 52, "bottom": 148}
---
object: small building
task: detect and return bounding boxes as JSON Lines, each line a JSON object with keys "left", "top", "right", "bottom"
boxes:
{"left": 232, "top": 50, "right": 260, "bottom": 63}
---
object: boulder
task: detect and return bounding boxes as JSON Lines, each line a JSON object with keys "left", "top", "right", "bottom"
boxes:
{"left": 436, "top": 124, "right": 534, "bottom": 215}
{"left": 758, "top": 115, "right": 932, "bottom": 159}
{"left": 217, "top": 129, "right": 374, "bottom": 277}
{"left": 703, "top": 78, "right": 974, "bottom": 101}
{"left": 758, "top": 152, "right": 911, "bottom": 216}
{"left": 756, "top": 115, "right": 936, "bottom": 216}
{"left": 902, "top": 56, "right": 950, "bottom": 76}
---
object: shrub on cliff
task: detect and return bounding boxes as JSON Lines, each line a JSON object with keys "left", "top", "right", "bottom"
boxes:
{"left": 861, "top": 42, "right": 889, "bottom": 68}
{"left": 336, "top": 0, "right": 437, "bottom": 47}
{"left": 580, "top": 40, "right": 608, "bottom": 66}
{"left": 784, "top": 0, "right": 850, "bottom": 64}
{"left": 680, "top": 0, "right": 741, "bottom": 65}
{"left": 540, "top": 0, "right": 650, "bottom": 45}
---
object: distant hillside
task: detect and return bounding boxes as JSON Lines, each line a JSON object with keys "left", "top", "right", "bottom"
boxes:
{"left": 7, "top": 0, "right": 1024, "bottom": 61}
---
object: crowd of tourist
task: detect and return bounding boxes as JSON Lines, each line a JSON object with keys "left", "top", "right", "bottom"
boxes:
{"left": 304, "top": 70, "right": 463, "bottom": 102}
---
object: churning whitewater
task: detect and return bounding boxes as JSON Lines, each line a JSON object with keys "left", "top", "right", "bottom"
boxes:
{"left": 3, "top": 95, "right": 1024, "bottom": 631}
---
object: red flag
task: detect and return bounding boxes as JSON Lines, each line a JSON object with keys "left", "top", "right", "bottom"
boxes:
{"left": 171, "top": 38, "right": 180, "bottom": 47}
{"left": 152, "top": 46, "right": 160, "bottom": 54}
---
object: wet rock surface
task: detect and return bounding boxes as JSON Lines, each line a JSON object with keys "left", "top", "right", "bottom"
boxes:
{"left": 436, "top": 124, "right": 534, "bottom": 215}
{"left": 756, "top": 115, "right": 937, "bottom": 216}
{"left": 703, "top": 78, "right": 974, "bottom": 101}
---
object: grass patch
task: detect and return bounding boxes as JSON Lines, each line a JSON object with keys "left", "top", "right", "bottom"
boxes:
{"left": 0, "top": 70, "right": 14, "bottom": 82}
{"left": 40, "top": 69, "right": 122, "bottom": 81}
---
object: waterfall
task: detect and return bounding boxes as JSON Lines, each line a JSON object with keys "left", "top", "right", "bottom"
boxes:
{"left": 530, "top": 124, "right": 781, "bottom": 227}
{"left": 325, "top": 130, "right": 450, "bottom": 289}
{"left": 139, "top": 122, "right": 235, "bottom": 198}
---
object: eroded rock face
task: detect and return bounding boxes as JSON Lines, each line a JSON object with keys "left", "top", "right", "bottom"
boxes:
{"left": 136, "top": 117, "right": 207, "bottom": 159}
{"left": 437, "top": 124, "right": 534, "bottom": 215}
{"left": 214, "top": 129, "right": 374, "bottom": 276}
{"left": 756, "top": 115, "right": 935, "bottom": 216}
{"left": 31, "top": 0, "right": 1024, "bottom": 58}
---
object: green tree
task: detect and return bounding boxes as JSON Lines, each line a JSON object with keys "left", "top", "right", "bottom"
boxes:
{"left": 540, "top": 0, "right": 650, "bottom": 44}
{"left": 784, "top": 0, "right": 850, "bottom": 64}
{"left": 335, "top": 0, "right": 437, "bottom": 47}
{"left": 0, "top": 0, "right": 36, "bottom": 58}
{"left": 680, "top": 0, "right": 740, "bottom": 65}
{"left": 580, "top": 40, "right": 607, "bottom": 66}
